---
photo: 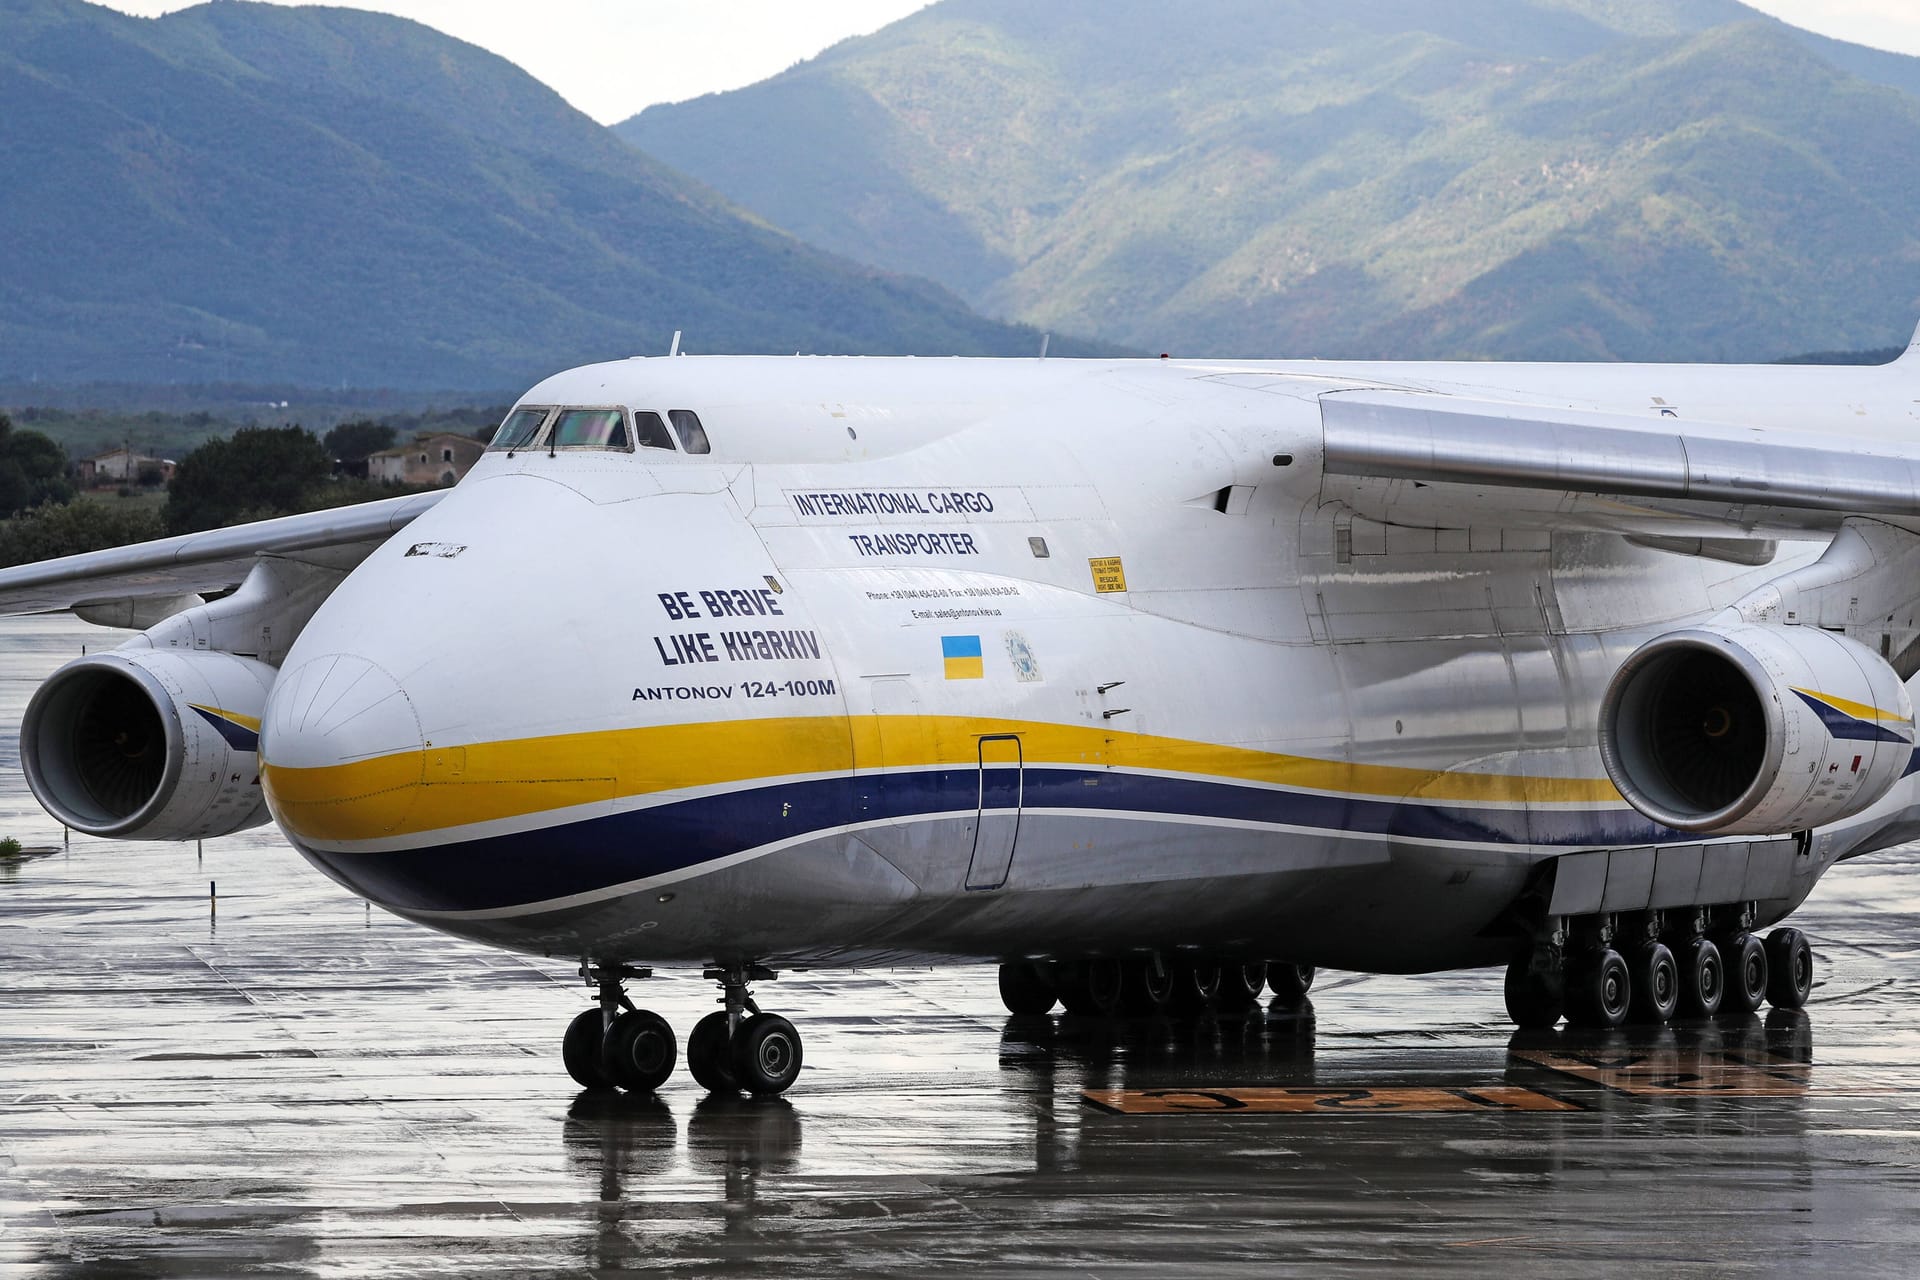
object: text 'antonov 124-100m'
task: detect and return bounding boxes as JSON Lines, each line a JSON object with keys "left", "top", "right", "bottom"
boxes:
{"left": 14, "top": 334, "right": 1920, "bottom": 1096}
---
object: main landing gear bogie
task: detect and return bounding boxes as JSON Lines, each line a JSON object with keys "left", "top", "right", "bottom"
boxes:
{"left": 1505, "top": 914, "right": 1816, "bottom": 1031}
{"left": 997, "top": 955, "right": 1315, "bottom": 1020}
{"left": 563, "top": 962, "right": 806, "bottom": 1099}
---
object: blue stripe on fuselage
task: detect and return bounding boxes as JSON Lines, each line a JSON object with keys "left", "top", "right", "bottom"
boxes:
{"left": 297, "top": 766, "right": 1686, "bottom": 916}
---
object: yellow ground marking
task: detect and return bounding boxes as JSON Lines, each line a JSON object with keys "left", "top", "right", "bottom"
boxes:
{"left": 1083, "top": 1086, "right": 1582, "bottom": 1115}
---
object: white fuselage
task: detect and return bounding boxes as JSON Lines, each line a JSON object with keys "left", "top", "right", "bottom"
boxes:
{"left": 253, "top": 355, "right": 1920, "bottom": 974}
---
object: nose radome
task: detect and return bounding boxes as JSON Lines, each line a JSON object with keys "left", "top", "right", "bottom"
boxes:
{"left": 260, "top": 654, "right": 425, "bottom": 843}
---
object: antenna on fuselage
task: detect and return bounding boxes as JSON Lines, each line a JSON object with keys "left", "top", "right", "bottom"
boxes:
{"left": 670, "top": 330, "right": 683, "bottom": 357}
{"left": 1038, "top": 333, "right": 1051, "bottom": 360}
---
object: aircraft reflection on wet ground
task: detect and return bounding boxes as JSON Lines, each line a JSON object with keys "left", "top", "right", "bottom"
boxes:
{"left": 4, "top": 614, "right": 1920, "bottom": 1275}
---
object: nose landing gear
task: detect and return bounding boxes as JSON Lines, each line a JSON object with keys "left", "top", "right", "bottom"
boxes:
{"left": 563, "top": 961, "right": 806, "bottom": 1098}
{"left": 564, "top": 961, "right": 676, "bottom": 1093}
{"left": 689, "top": 965, "right": 804, "bottom": 1098}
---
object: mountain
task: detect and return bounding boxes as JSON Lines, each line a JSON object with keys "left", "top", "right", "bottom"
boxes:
{"left": 620, "top": 0, "right": 1920, "bottom": 361}
{"left": 0, "top": 0, "right": 1094, "bottom": 391}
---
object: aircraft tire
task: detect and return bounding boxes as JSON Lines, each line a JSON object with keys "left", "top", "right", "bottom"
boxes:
{"left": 1216, "top": 962, "right": 1268, "bottom": 1011}
{"left": 1628, "top": 943, "right": 1679, "bottom": 1023}
{"left": 1503, "top": 955, "right": 1563, "bottom": 1029}
{"left": 1721, "top": 933, "right": 1770, "bottom": 1015}
{"left": 1267, "top": 963, "right": 1315, "bottom": 1009}
{"left": 602, "top": 1009, "right": 677, "bottom": 1094}
{"left": 1169, "top": 961, "right": 1222, "bottom": 1014}
{"left": 1055, "top": 958, "right": 1124, "bottom": 1017}
{"left": 1565, "top": 949, "right": 1631, "bottom": 1028}
{"left": 562, "top": 1008, "right": 615, "bottom": 1090}
{"left": 687, "top": 1011, "right": 738, "bottom": 1093}
{"left": 1764, "top": 928, "right": 1814, "bottom": 1009}
{"left": 1676, "top": 937, "right": 1725, "bottom": 1018}
{"left": 731, "top": 1013, "right": 804, "bottom": 1096}
{"left": 1119, "top": 954, "right": 1175, "bottom": 1016}
{"left": 997, "top": 961, "right": 1058, "bottom": 1015}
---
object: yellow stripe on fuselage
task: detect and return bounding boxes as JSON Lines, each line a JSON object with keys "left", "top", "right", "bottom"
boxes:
{"left": 261, "top": 713, "right": 1623, "bottom": 845}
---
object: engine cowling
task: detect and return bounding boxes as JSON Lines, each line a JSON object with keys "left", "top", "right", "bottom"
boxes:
{"left": 21, "top": 649, "right": 276, "bottom": 841}
{"left": 1599, "top": 623, "right": 1915, "bottom": 835}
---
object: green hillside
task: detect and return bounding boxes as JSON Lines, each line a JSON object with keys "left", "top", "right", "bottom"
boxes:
{"left": 622, "top": 0, "right": 1920, "bottom": 360}
{"left": 0, "top": 0, "right": 1096, "bottom": 390}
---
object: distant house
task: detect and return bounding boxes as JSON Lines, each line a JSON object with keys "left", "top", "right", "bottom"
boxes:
{"left": 78, "top": 446, "right": 174, "bottom": 489}
{"left": 367, "top": 432, "right": 485, "bottom": 486}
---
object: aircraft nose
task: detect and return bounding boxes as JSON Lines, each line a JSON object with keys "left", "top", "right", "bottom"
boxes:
{"left": 259, "top": 654, "right": 427, "bottom": 843}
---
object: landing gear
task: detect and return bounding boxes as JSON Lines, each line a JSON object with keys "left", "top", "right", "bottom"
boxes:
{"left": 1217, "top": 962, "right": 1268, "bottom": 1010}
{"left": 1504, "top": 949, "right": 1564, "bottom": 1029}
{"left": 1120, "top": 954, "right": 1176, "bottom": 1016}
{"left": 604, "top": 1009, "right": 676, "bottom": 1093}
{"left": 1764, "top": 928, "right": 1814, "bottom": 1009}
{"left": 1266, "top": 963, "right": 1315, "bottom": 1009}
{"left": 998, "top": 960, "right": 1059, "bottom": 1015}
{"left": 1676, "top": 936, "right": 1725, "bottom": 1018}
{"left": 1566, "top": 948, "right": 1631, "bottom": 1028}
{"left": 692, "top": 965, "right": 804, "bottom": 1098}
{"left": 1629, "top": 942, "right": 1679, "bottom": 1024}
{"left": 1006, "top": 954, "right": 1300, "bottom": 1017}
{"left": 562, "top": 1008, "right": 614, "bottom": 1089}
{"left": 567, "top": 962, "right": 673, "bottom": 1094}
{"left": 1720, "top": 932, "right": 1770, "bottom": 1015}
{"left": 687, "top": 1011, "right": 736, "bottom": 1092}
{"left": 732, "top": 1013, "right": 804, "bottom": 1095}
{"left": 1055, "top": 957, "right": 1124, "bottom": 1016}
{"left": 1503, "top": 904, "right": 1818, "bottom": 1030}
{"left": 1170, "top": 960, "right": 1222, "bottom": 1013}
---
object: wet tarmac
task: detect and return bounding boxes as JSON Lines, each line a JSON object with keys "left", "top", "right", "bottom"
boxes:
{"left": 4, "top": 614, "right": 1920, "bottom": 1275}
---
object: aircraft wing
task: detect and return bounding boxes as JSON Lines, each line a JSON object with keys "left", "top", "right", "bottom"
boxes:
{"left": 0, "top": 491, "right": 447, "bottom": 616}
{"left": 1320, "top": 389, "right": 1920, "bottom": 522}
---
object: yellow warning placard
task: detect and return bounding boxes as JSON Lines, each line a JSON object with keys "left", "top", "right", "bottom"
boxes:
{"left": 1089, "top": 556, "right": 1128, "bottom": 593}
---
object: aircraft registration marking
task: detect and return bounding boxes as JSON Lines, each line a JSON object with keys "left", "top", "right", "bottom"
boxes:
{"left": 1083, "top": 1086, "right": 1582, "bottom": 1115}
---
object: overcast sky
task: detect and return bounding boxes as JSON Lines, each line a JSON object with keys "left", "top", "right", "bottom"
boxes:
{"left": 93, "top": 0, "right": 1920, "bottom": 124}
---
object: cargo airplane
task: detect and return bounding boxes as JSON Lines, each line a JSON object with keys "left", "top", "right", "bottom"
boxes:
{"left": 10, "top": 337, "right": 1920, "bottom": 1096}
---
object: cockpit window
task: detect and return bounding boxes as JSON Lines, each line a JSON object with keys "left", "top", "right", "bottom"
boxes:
{"left": 633, "top": 411, "right": 676, "bottom": 451}
{"left": 491, "top": 406, "right": 549, "bottom": 450}
{"left": 669, "top": 409, "right": 711, "bottom": 455}
{"left": 550, "top": 408, "right": 630, "bottom": 450}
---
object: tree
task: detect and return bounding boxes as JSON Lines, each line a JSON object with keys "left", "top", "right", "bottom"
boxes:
{"left": 0, "top": 500, "right": 164, "bottom": 568}
{"left": 164, "top": 426, "right": 332, "bottom": 534}
{"left": 323, "top": 419, "right": 396, "bottom": 464}
{"left": 0, "top": 414, "right": 75, "bottom": 517}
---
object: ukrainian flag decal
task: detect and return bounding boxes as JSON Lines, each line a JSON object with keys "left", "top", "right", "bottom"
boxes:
{"left": 942, "top": 634, "right": 984, "bottom": 680}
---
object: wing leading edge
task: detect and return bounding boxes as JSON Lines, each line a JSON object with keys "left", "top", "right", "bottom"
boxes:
{"left": 0, "top": 491, "right": 446, "bottom": 616}
{"left": 1321, "top": 389, "right": 1920, "bottom": 523}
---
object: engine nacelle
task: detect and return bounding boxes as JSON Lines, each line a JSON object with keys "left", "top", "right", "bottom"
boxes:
{"left": 21, "top": 649, "right": 276, "bottom": 841}
{"left": 1600, "top": 623, "right": 1915, "bottom": 835}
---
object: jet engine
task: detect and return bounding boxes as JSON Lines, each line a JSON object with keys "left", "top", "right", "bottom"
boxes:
{"left": 20, "top": 649, "right": 276, "bottom": 841}
{"left": 1599, "top": 623, "right": 1915, "bottom": 836}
